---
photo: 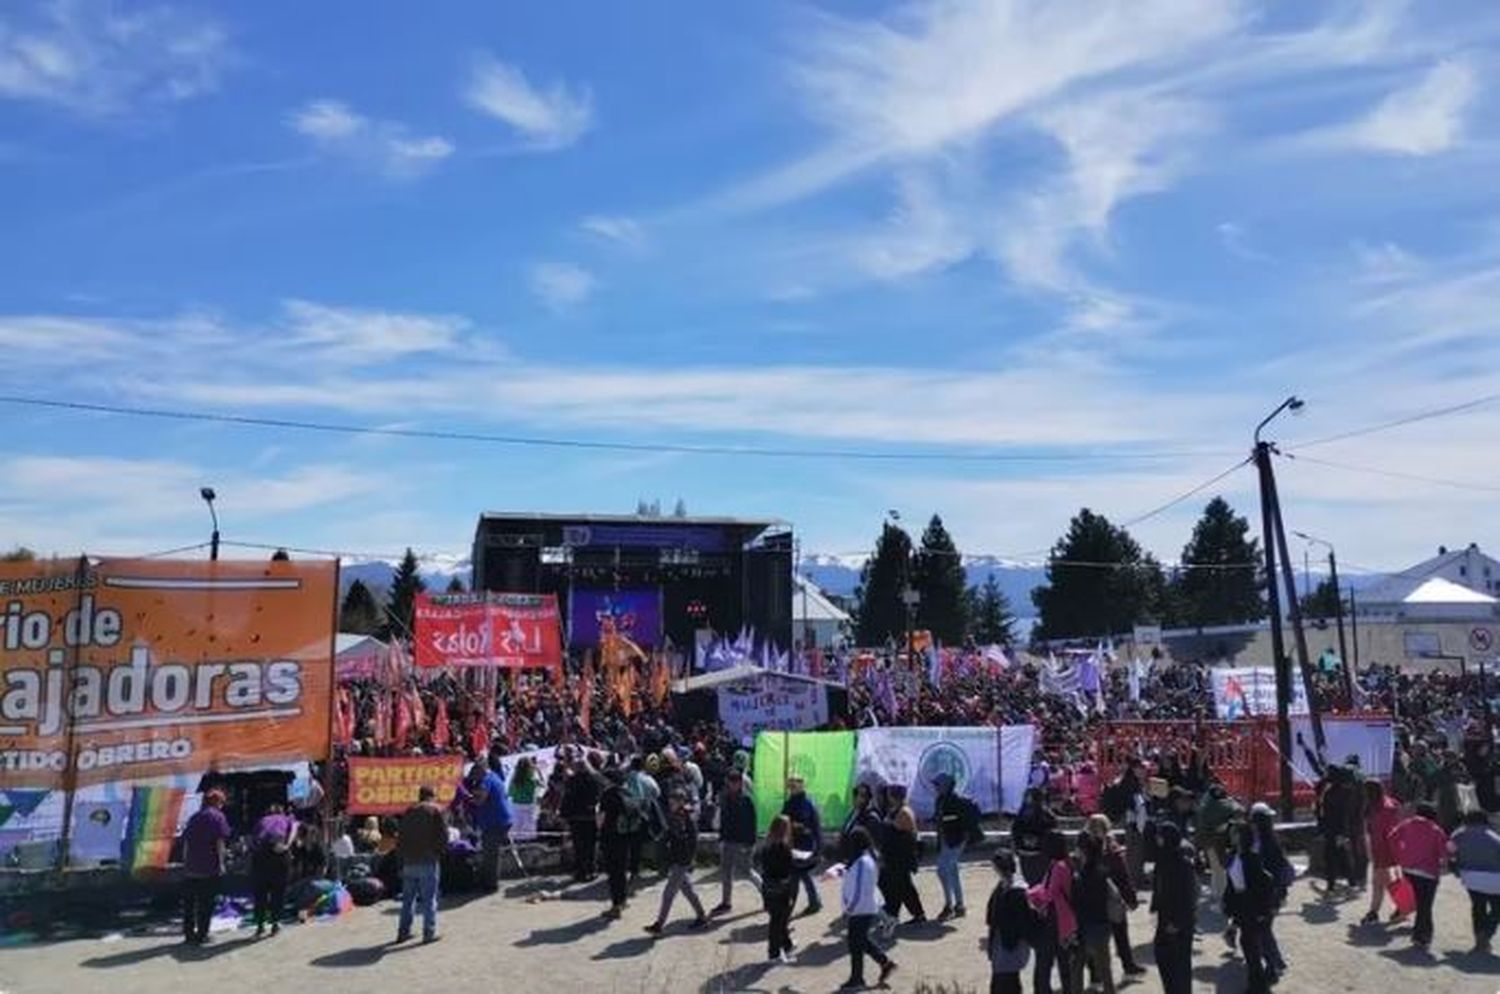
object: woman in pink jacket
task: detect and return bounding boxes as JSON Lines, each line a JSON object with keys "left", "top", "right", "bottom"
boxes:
{"left": 1390, "top": 802, "right": 1448, "bottom": 949}
{"left": 1361, "top": 780, "right": 1405, "bottom": 925}
{"left": 1074, "top": 762, "right": 1101, "bottom": 817}
{"left": 1029, "top": 830, "right": 1077, "bottom": 994}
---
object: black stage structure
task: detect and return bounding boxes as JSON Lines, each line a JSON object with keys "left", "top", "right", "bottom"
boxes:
{"left": 471, "top": 513, "right": 793, "bottom": 653}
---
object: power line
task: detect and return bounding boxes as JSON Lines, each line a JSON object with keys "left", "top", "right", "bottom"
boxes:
{"left": 1118, "top": 457, "right": 1252, "bottom": 529}
{"left": 1277, "top": 450, "right": 1500, "bottom": 494}
{"left": 1284, "top": 391, "right": 1500, "bottom": 451}
{"left": 0, "top": 394, "right": 1233, "bottom": 464}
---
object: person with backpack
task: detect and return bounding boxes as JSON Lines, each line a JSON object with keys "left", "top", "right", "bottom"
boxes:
{"left": 598, "top": 767, "right": 633, "bottom": 920}
{"left": 712, "top": 769, "right": 761, "bottom": 914}
{"left": 985, "top": 850, "right": 1036, "bottom": 994}
{"left": 934, "top": 772, "right": 980, "bottom": 920}
{"left": 1151, "top": 821, "right": 1197, "bottom": 994}
{"left": 1391, "top": 801, "right": 1448, "bottom": 950}
{"left": 1029, "top": 830, "right": 1078, "bottom": 994}
{"left": 644, "top": 789, "right": 707, "bottom": 935}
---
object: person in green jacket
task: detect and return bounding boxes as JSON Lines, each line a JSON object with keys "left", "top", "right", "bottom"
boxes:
{"left": 1193, "top": 783, "right": 1241, "bottom": 909}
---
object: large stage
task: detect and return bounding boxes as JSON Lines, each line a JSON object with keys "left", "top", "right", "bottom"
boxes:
{"left": 470, "top": 513, "right": 793, "bottom": 652}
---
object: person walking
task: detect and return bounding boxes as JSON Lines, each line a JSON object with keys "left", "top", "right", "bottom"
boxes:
{"left": 1224, "top": 821, "right": 1276, "bottom": 994}
{"left": 625, "top": 754, "right": 661, "bottom": 883}
{"left": 713, "top": 769, "right": 762, "bottom": 914}
{"left": 598, "top": 767, "right": 632, "bottom": 920}
{"left": 1450, "top": 808, "right": 1500, "bottom": 952}
{"left": 1391, "top": 802, "right": 1448, "bottom": 951}
{"left": 1361, "top": 779, "right": 1404, "bottom": 925}
{"left": 1151, "top": 822, "right": 1196, "bottom": 994}
{"left": 879, "top": 785, "right": 927, "bottom": 925}
{"left": 563, "top": 754, "right": 602, "bottom": 882}
{"left": 781, "top": 776, "right": 824, "bottom": 915}
{"left": 840, "top": 782, "right": 885, "bottom": 861}
{"left": 1012, "top": 788, "right": 1058, "bottom": 886}
{"left": 934, "top": 773, "right": 979, "bottom": 920}
{"left": 1084, "top": 814, "right": 1144, "bottom": 977}
{"left": 1070, "top": 835, "right": 1117, "bottom": 994}
{"left": 466, "top": 761, "right": 513, "bottom": 893}
{"left": 1249, "top": 803, "right": 1291, "bottom": 984}
{"left": 179, "top": 789, "right": 231, "bottom": 946}
{"left": 1317, "top": 765, "right": 1361, "bottom": 897}
{"left": 757, "top": 814, "right": 797, "bottom": 963}
{"left": 1029, "top": 830, "right": 1078, "bottom": 994}
{"left": 840, "top": 827, "right": 897, "bottom": 990}
{"left": 395, "top": 785, "right": 448, "bottom": 944}
{"left": 249, "top": 802, "right": 297, "bottom": 938}
{"left": 644, "top": 791, "right": 707, "bottom": 935}
{"left": 1194, "top": 783, "right": 1240, "bottom": 911}
{"left": 985, "top": 850, "right": 1034, "bottom": 994}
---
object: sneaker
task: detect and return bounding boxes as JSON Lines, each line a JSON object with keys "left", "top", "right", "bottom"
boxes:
{"left": 602, "top": 906, "right": 622, "bottom": 920}
{"left": 952, "top": 905, "right": 966, "bottom": 919}
{"left": 643, "top": 922, "right": 664, "bottom": 936}
{"left": 879, "top": 961, "right": 898, "bottom": 985}
{"left": 710, "top": 903, "right": 731, "bottom": 916}
{"left": 422, "top": 933, "right": 440, "bottom": 945}
{"left": 1389, "top": 910, "right": 1408, "bottom": 923}
{"left": 778, "top": 950, "right": 794, "bottom": 965}
{"left": 394, "top": 932, "right": 412, "bottom": 944}
{"left": 255, "top": 925, "right": 265, "bottom": 939}
{"left": 1359, "top": 911, "right": 1378, "bottom": 926}
{"left": 690, "top": 916, "right": 709, "bottom": 929}
{"left": 936, "top": 906, "right": 954, "bottom": 922}
{"left": 839, "top": 979, "right": 865, "bottom": 991}
{"left": 270, "top": 923, "right": 280, "bottom": 936}
{"left": 908, "top": 914, "right": 927, "bottom": 925}
{"left": 1123, "top": 964, "right": 1147, "bottom": 976}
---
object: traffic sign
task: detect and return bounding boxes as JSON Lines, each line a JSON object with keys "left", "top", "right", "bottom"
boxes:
{"left": 1472, "top": 626, "right": 1495, "bottom": 653}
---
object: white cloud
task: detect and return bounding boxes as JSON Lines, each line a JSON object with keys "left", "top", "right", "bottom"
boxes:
{"left": 580, "top": 214, "right": 645, "bottom": 248}
{"left": 0, "top": 0, "right": 229, "bottom": 117}
{"left": 528, "top": 262, "right": 596, "bottom": 311}
{"left": 851, "top": 170, "right": 976, "bottom": 279}
{"left": 288, "top": 99, "right": 453, "bottom": 179}
{"left": 1330, "top": 59, "right": 1479, "bottom": 156}
{"left": 280, "top": 300, "right": 469, "bottom": 361}
{"left": 1217, "top": 222, "right": 1271, "bottom": 262}
{"left": 464, "top": 54, "right": 593, "bottom": 150}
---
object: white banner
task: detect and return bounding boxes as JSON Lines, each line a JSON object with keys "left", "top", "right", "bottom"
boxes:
{"left": 1211, "top": 666, "right": 1308, "bottom": 719}
{"left": 493, "top": 746, "right": 558, "bottom": 838}
{"left": 1288, "top": 717, "right": 1394, "bottom": 785}
{"left": 854, "top": 725, "right": 1036, "bottom": 818}
{"left": 717, "top": 674, "right": 829, "bottom": 747}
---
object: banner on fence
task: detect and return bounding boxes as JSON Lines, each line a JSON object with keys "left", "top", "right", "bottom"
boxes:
{"left": 495, "top": 745, "right": 558, "bottom": 838}
{"left": 1288, "top": 716, "right": 1394, "bottom": 784}
{"left": 750, "top": 731, "right": 856, "bottom": 834}
{"left": 854, "top": 725, "right": 1035, "bottom": 818}
{"left": 1210, "top": 666, "right": 1308, "bottom": 719}
{"left": 718, "top": 674, "right": 829, "bottom": 747}
{"left": 346, "top": 755, "right": 464, "bottom": 815}
{"left": 414, "top": 592, "right": 563, "bottom": 671}
{"left": 0, "top": 558, "right": 336, "bottom": 789}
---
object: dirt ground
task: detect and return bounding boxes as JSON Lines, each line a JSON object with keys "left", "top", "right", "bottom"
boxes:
{"left": 2, "top": 858, "right": 1497, "bottom": 994}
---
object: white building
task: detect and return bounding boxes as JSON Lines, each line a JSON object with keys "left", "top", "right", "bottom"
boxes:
{"left": 1357, "top": 543, "right": 1500, "bottom": 621}
{"left": 792, "top": 573, "right": 851, "bottom": 648}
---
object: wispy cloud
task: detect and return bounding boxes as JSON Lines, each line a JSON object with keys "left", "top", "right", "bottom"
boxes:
{"left": 464, "top": 54, "right": 593, "bottom": 150}
{"left": 280, "top": 299, "right": 470, "bottom": 362}
{"left": 528, "top": 262, "right": 596, "bottom": 311}
{"left": 288, "top": 99, "right": 453, "bottom": 179}
{"left": 1218, "top": 221, "right": 1272, "bottom": 262}
{"left": 1324, "top": 58, "right": 1479, "bottom": 156}
{"left": 580, "top": 214, "right": 645, "bottom": 249}
{"left": 0, "top": 0, "right": 229, "bottom": 117}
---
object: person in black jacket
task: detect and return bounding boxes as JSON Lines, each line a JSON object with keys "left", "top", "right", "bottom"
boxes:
{"left": 1070, "top": 835, "right": 1116, "bottom": 994}
{"left": 933, "top": 773, "right": 977, "bottom": 920}
{"left": 879, "top": 785, "right": 927, "bottom": 925}
{"left": 1151, "top": 822, "right": 1196, "bottom": 994}
{"left": 713, "top": 770, "right": 761, "bottom": 914}
{"left": 840, "top": 782, "right": 885, "bottom": 862}
{"left": 1224, "top": 821, "right": 1276, "bottom": 994}
{"left": 1317, "top": 764, "right": 1360, "bottom": 895}
{"left": 756, "top": 814, "right": 797, "bottom": 963}
{"left": 985, "top": 850, "right": 1035, "bottom": 994}
{"left": 1011, "top": 788, "right": 1057, "bottom": 886}
{"left": 598, "top": 767, "right": 631, "bottom": 919}
{"left": 644, "top": 790, "right": 707, "bottom": 935}
{"left": 562, "top": 754, "right": 603, "bottom": 882}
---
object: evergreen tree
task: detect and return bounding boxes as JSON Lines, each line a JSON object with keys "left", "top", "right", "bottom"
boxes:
{"left": 1300, "top": 577, "right": 1342, "bottom": 619}
{"left": 966, "top": 574, "right": 1016, "bottom": 646}
{"left": 913, "top": 514, "right": 968, "bottom": 643}
{"left": 382, "top": 548, "right": 426, "bottom": 641}
{"left": 1173, "top": 497, "right": 1265, "bottom": 627}
{"left": 1031, "top": 508, "right": 1160, "bottom": 640}
{"left": 339, "top": 579, "right": 381, "bottom": 635}
{"left": 445, "top": 575, "right": 466, "bottom": 593}
{"left": 672, "top": 498, "right": 688, "bottom": 518}
{"left": 2, "top": 546, "right": 36, "bottom": 562}
{"left": 854, "top": 522, "right": 913, "bottom": 646}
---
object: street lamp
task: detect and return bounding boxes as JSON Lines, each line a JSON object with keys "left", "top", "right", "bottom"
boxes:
{"left": 1254, "top": 395, "right": 1304, "bottom": 446}
{"left": 1294, "top": 530, "right": 1353, "bottom": 705}
{"left": 200, "top": 487, "right": 220, "bottom": 561}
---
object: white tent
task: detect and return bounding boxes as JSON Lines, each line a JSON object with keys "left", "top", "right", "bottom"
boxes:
{"left": 793, "top": 574, "right": 850, "bottom": 648}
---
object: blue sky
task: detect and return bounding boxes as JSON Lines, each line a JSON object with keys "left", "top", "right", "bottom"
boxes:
{"left": 2, "top": 0, "right": 1499, "bottom": 573}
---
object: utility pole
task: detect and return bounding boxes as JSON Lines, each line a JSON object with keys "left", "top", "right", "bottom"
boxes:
{"left": 1296, "top": 532, "right": 1353, "bottom": 707}
{"left": 1270, "top": 489, "right": 1326, "bottom": 754}
{"left": 1349, "top": 588, "right": 1360, "bottom": 669}
{"left": 1253, "top": 396, "right": 1301, "bottom": 819}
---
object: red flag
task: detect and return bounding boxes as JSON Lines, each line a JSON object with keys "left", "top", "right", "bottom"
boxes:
{"left": 335, "top": 687, "right": 354, "bottom": 744}
{"left": 579, "top": 665, "right": 594, "bottom": 734}
{"left": 432, "top": 697, "right": 450, "bottom": 751}
{"left": 469, "top": 710, "right": 488, "bottom": 758}
{"left": 408, "top": 687, "right": 427, "bottom": 732}
{"left": 393, "top": 691, "right": 412, "bottom": 750}
{"left": 373, "top": 694, "right": 390, "bottom": 747}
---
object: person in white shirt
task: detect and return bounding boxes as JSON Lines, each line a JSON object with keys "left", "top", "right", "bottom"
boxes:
{"left": 840, "top": 827, "right": 897, "bottom": 990}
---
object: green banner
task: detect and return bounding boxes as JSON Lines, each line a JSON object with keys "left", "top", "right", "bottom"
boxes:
{"left": 750, "top": 730, "right": 856, "bottom": 834}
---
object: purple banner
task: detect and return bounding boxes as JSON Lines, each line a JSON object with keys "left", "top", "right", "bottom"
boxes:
{"left": 571, "top": 589, "right": 662, "bottom": 648}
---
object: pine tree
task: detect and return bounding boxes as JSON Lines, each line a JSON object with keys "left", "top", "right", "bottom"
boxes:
{"left": 382, "top": 548, "right": 426, "bottom": 641}
{"left": 1173, "top": 497, "right": 1265, "bottom": 627}
{"left": 339, "top": 579, "right": 381, "bottom": 635}
{"left": 966, "top": 574, "right": 1016, "bottom": 646}
{"left": 1031, "top": 508, "right": 1161, "bottom": 640}
{"left": 854, "top": 522, "right": 913, "bottom": 646}
{"left": 1300, "top": 577, "right": 1341, "bottom": 619}
{"left": 2, "top": 546, "right": 36, "bottom": 562}
{"left": 672, "top": 498, "right": 688, "bottom": 518}
{"left": 913, "top": 514, "right": 968, "bottom": 644}
{"left": 445, "top": 575, "right": 466, "bottom": 593}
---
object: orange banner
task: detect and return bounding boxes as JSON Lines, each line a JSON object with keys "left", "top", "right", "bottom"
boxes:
{"left": 0, "top": 557, "right": 336, "bottom": 788}
{"left": 346, "top": 755, "right": 464, "bottom": 815}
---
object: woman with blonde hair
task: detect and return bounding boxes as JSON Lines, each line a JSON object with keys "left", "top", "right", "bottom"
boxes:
{"left": 1085, "top": 814, "right": 1145, "bottom": 977}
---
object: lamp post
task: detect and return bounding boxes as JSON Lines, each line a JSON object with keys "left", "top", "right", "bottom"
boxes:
{"left": 200, "top": 487, "right": 220, "bottom": 561}
{"left": 1295, "top": 530, "right": 1352, "bottom": 705}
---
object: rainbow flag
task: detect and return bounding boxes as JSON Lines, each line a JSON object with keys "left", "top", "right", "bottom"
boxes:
{"left": 123, "top": 786, "right": 186, "bottom": 874}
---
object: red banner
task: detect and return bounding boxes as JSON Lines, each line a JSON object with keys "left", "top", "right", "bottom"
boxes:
{"left": 413, "top": 591, "right": 563, "bottom": 671}
{"left": 346, "top": 755, "right": 464, "bottom": 815}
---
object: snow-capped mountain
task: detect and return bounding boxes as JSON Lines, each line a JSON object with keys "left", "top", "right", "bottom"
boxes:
{"left": 339, "top": 555, "right": 470, "bottom": 595}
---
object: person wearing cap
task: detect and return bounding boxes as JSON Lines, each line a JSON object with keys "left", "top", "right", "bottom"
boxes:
{"left": 781, "top": 776, "right": 823, "bottom": 915}
{"left": 1150, "top": 822, "right": 1196, "bottom": 994}
{"left": 933, "top": 771, "right": 976, "bottom": 920}
{"left": 396, "top": 784, "right": 448, "bottom": 944}
{"left": 179, "top": 788, "right": 232, "bottom": 945}
{"left": 712, "top": 769, "right": 761, "bottom": 914}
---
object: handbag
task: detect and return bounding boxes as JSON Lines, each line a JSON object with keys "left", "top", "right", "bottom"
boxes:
{"left": 1387, "top": 874, "right": 1416, "bottom": 916}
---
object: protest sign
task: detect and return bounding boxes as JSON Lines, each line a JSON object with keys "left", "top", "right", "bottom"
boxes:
{"left": 1211, "top": 666, "right": 1308, "bottom": 719}
{"left": 414, "top": 592, "right": 563, "bottom": 672}
{"left": 717, "top": 673, "right": 829, "bottom": 746}
{"left": 855, "top": 725, "right": 1035, "bottom": 817}
{"left": 347, "top": 755, "right": 464, "bottom": 815}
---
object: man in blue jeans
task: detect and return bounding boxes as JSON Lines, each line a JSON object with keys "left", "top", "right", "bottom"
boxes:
{"left": 397, "top": 786, "right": 448, "bottom": 944}
{"left": 466, "top": 762, "right": 513, "bottom": 892}
{"left": 932, "top": 773, "right": 973, "bottom": 920}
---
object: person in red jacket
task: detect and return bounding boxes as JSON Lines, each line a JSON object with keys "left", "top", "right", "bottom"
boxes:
{"left": 1390, "top": 802, "right": 1448, "bottom": 949}
{"left": 1361, "top": 780, "right": 1405, "bottom": 926}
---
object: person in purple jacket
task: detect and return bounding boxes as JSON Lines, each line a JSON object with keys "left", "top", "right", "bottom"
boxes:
{"left": 180, "top": 789, "right": 232, "bottom": 945}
